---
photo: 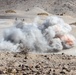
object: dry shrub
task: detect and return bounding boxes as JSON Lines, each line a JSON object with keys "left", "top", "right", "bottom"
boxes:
{"left": 5, "top": 10, "right": 16, "bottom": 13}
{"left": 37, "top": 13, "right": 48, "bottom": 16}
{"left": 70, "top": 22, "right": 76, "bottom": 25}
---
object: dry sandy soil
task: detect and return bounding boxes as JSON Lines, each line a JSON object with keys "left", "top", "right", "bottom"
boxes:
{"left": 0, "top": 0, "right": 76, "bottom": 75}
{"left": 0, "top": 0, "right": 76, "bottom": 17}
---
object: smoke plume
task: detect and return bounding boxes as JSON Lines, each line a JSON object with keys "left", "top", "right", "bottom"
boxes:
{"left": 0, "top": 16, "right": 75, "bottom": 53}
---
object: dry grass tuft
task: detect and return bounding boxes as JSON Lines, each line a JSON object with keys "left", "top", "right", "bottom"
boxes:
{"left": 5, "top": 10, "right": 16, "bottom": 13}
{"left": 37, "top": 13, "right": 48, "bottom": 16}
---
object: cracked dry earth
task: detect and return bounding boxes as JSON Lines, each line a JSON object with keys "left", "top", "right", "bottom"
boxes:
{"left": 0, "top": 52, "right": 76, "bottom": 75}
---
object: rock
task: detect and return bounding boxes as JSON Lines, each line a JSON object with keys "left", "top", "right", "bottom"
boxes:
{"left": 53, "top": 72, "right": 57, "bottom": 75}
{"left": 22, "top": 65, "right": 25, "bottom": 70}
{"left": 62, "top": 66, "right": 70, "bottom": 72}
{"left": 24, "top": 56, "right": 27, "bottom": 59}
{"left": 60, "top": 70, "right": 66, "bottom": 74}
{"left": 12, "top": 69, "right": 17, "bottom": 73}
{"left": 7, "top": 67, "right": 12, "bottom": 73}
{"left": 35, "top": 65, "right": 40, "bottom": 68}
{"left": 62, "top": 53, "right": 65, "bottom": 55}
{"left": 53, "top": 69, "right": 55, "bottom": 72}
{"left": 0, "top": 70, "right": 3, "bottom": 74}
{"left": 13, "top": 54, "right": 17, "bottom": 57}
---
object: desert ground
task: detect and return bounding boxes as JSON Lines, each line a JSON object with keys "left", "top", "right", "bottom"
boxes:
{"left": 0, "top": 0, "right": 76, "bottom": 75}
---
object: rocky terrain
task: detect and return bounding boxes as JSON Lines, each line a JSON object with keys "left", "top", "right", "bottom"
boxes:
{"left": 0, "top": 0, "right": 76, "bottom": 75}
{"left": 0, "top": 52, "right": 76, "bottom": 75}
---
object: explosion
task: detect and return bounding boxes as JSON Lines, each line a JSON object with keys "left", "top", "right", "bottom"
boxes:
{"left": 0, "top": 16, "right": 75, "bottom": 53}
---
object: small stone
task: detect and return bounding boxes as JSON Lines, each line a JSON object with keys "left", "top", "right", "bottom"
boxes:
{"left": 13, "top": 54, "right": 17, "bottom": 57}
{"left": 62, "top": 66, "right": 70, "bottom": 72}
{"left": 68, "top": 57, "right": 71, "bottom": 60}
{"left": 17, "top": 67, "right": 22, "bottom": 71}
{"left": 46, "top": 70, "right": 51, "bottom": 74}
{"left": 36, "top": 71, "right": 40, "bottom": 74}
{"left": 53, "top": 72, "right": 57, "bottom": 75}
{"left": 35, "top": 65, "right": 40, "bottom": 68}
{"left": 3, "top": 71, "right": 6, "bottom": 74}
{"left": 60, "top": 70, "right": 66, "bottom": 74}
{"left": 24, "top": 56, "right": 27, "bottom": 59}
{"left": 0, "top": 70, "right": 3, "bottom": 74}
{"left": 44, "top": 55, "right": 47, "bottom": 57}
{"left": 7, "top": 68, "right": 12, "bottom": 73}
{"left": 22, "top": 65, "right": 25, "bottom": 70}
{"left": 47, "top": 57, "right": 50, "bottom": 60}
{"left": 19, "top": 64, "right": 21, "bottom": 67}
{"left": 62, "top": 53, "right": 64, "bottom": 55}
{"left": 25, "top": 65, "right": 29, "bottom": 70}
{"left": 25, "top": 65, "right": 29, "bottom": 68}
{"left": 58, "top": 64, "right": 61, "bottom": 66}
{"left": 26, "top": 9, "right": 29, "bottom": 11}
{"left": 3, "top": 70, "right": 7, "bottom": 74}
{"left": 0, "top": 64, "right": 3, "bottom": 66}
{"left": 53, "top": 69, "right": 55, "bottom": 72}
{"left": 23, "top": 74, "right": 26, "bottom": 75}
{"left": 23, "top": 59, "right": 26, "bottom": 62}
{"left": 12, "top": 69, "right": 17, "bottom": 73}
{"left": 62, "top": 57, "right": 65, "bottom": 60}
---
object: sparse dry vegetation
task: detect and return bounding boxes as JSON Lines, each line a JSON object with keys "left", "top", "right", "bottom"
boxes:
{"left": 37, "top": 13, "right": 48, "bottom": 16}
{"left": 5, "top": 10, "right": 16, "bottom": 13}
